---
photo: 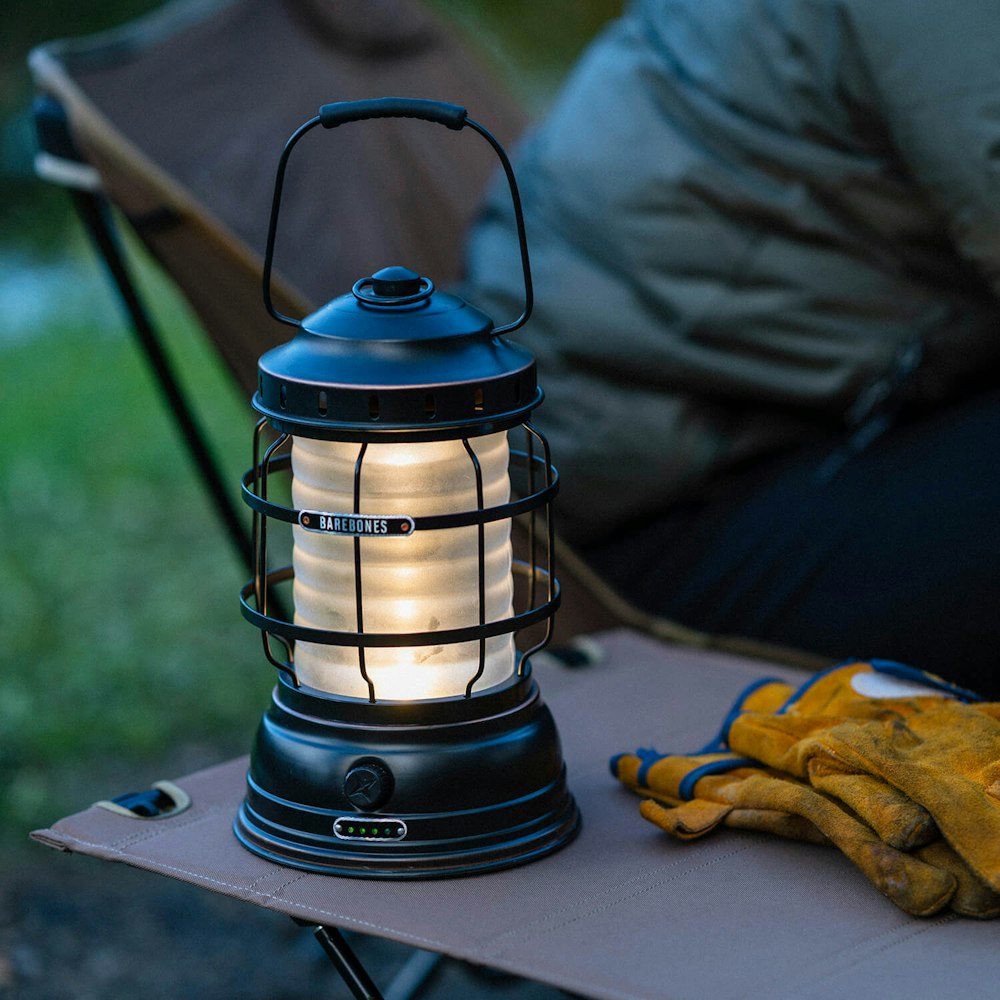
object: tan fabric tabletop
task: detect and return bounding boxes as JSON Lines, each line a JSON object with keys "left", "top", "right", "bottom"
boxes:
{"left": 32, "top": 630, "right": 999, "bottom": 1000}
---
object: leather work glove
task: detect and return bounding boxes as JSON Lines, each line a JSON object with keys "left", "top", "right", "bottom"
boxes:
{"left": 614, "top": 748, "right": 828, "bottom": 844}
{"left": 612, "top": 749, "right": 956, "bottom": 917}
{"left": 610, "top": 673, "right": 807, "bottom": 841}
{"left": 614, "top": 749, "right": 1000, "bottom": 918}
{"left": 725, "top": 661, "right": 981, "bottom": 850}
{"left": 776, "top": 701, "right": 1000, "bottom": 896}
{"left": 763, "top": 660, "right": 979, "bottom": 721}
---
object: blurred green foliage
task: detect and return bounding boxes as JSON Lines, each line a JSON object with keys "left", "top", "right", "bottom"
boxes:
{"left": 2, "top": 0, "right": 168, "bottom": 251}
{"left": 0, "top": 244, "right": 268, "bottom": 847}
{"left": 1, "top": 0, "right": 167, "bottom": 119}
{"left": 431, "top": 0, "right": 623, "bottom": 110}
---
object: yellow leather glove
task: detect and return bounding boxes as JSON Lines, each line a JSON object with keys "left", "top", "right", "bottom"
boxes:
{"left": 767, "top": 660, "right": 979, "bottom": 720}
{"left": 613, "top": 749, "right": 956, "bottom": 917}
{"left": 614, "top": 748, "right": 826, "bottom": 843}
{"left": 725, "top": 661, "right": 981, "bottom": 849}
{"left": 615, "top": 749, "right": 1000, "bottom": 918}
{"left": 610, "top": 674, "right": 804, "bottom": 840}
{"left": 614, "top": 667, "right": 1000, "bottom": 917}
{"left": 786, "top": 701, "right": 1000, "bottom": 895}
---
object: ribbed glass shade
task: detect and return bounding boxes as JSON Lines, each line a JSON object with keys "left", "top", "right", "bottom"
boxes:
{"left": 291, "top": 431, "right": 514, "bottom": 699}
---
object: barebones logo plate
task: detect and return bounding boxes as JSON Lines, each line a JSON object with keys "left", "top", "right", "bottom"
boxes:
{"left": 297, "top": 510, "right": 415, "bottom": 537}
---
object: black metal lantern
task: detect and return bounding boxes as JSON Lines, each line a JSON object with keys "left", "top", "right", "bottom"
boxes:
{"left": 234, "top": 99, "right": 579, "bottom": 878}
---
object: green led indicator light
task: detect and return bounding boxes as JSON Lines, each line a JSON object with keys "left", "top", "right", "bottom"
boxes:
{"left": 337, "top": 819, "right": 403, "bottom": 839}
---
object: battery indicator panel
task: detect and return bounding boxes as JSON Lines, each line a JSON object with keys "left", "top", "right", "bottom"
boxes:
{"left": 334, "top": 818, "right": 407, "bottom": 841}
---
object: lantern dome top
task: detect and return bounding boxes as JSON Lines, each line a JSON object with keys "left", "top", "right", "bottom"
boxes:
{"left": 255, "top": 266, "right": 539, "bottom": 441}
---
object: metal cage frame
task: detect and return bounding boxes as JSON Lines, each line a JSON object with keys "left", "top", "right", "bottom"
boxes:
{"left": 240, "top": 417, "right": 561, "bottom": 701}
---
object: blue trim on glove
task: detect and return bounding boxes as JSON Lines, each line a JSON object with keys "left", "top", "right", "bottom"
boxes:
{"left": 611, "top": 745, "right": 757, "bottom": 800}
{"left": 635, "top": 746, "right": 663, "bottom": 787}
{"left": 776, "top": 659, "right": 983, "bottom": 714}
{"left": 775, "top": 661, "right": 852, "bottom": 715}
{"left": 677, "top": 757, "right": 759, "bottom": 801}
{"left": 700, "top": 675, "right": 784, "bottom": 752}
{"left": 867, "top": 659, "right": 983, "bottom": 703}
{"left": 609, "top": 747, "right": 665, "bottom": 785}
{"left": 706, "top": 675, "right": 786, "bottom": 749}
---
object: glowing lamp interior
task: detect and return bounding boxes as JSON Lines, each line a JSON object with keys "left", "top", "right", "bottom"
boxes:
{"left": 291, "top": 431, "right": 514, "bottom": 699}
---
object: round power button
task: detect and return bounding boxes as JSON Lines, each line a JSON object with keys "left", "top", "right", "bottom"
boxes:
{"left": 343, "top": 759, "right": 394, "bottom": 811}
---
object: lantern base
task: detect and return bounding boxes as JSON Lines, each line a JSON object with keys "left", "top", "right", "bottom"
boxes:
{"left": 234, "top": 671, "right": 580, "bottom": 878}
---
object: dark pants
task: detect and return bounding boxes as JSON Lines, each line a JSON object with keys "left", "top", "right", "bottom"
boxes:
{"left": 584, "top": 388, "right": 1000, "bottom": 697}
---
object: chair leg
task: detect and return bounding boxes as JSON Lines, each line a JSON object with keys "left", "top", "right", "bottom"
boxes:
{"left": 69, "top": 188, "right": 254, "bottom": 573}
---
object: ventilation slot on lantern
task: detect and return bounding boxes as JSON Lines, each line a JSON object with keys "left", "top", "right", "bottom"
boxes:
{"left": 280, "top": 384, "right": 288, "bottom": 410}
{"left": 424, "top": 394, "right": 436, "bottom": 419}
{"left": 368, "top": 394, "right": 380, "bottom": 420}
{"left": 473, "top": 387, "right": 484, "bottom": 412}
{"left": 318, "top": 390, "right": 328, "bottom": 416}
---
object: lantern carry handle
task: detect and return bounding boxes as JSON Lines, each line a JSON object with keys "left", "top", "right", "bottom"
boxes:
{"left": 318, "top": 97, "right": 468, "bottom": 130}
{"left": 262, "top": 98, "right": 533, "bottom": 336}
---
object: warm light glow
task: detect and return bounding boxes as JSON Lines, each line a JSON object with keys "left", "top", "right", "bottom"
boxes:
{"left": 291, "top": 432, "right": 514, "bottom": 699}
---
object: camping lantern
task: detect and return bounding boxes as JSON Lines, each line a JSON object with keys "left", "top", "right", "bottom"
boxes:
{"left": 234, "top": 99, "right": 580, "bottom": 877}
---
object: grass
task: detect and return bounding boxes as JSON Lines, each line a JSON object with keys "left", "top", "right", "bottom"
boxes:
{"left": 0, "top": 229, "right": 272, "bottom": 849}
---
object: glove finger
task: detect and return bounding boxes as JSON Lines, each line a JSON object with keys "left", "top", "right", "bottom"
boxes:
{"left": 640, "top": 798, "right": 831, "bottom": 845}
{"left": 806, "top": 709, "right": 1000, "bottom": 892}
{"left": 916, "top": 840, "right": 1000, "bottom": 920}
{"left": 719, "top": 807, "right": 830, "bottom": 846}
{"left": 729, "top": 774, "right": 955, "bottom": 917}
{"left": 640, "top": 798, "right": 733, "bottom": 840}
{"left": 614, "top": 751, "right": 757, "bottom": 803}
{"left": 808, "top": 767, "right": 938, "bottom": 850}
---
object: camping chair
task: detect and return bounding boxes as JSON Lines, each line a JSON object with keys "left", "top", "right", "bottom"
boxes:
{"left": 29, "top": 1, "right": 825, "bottom": 995}
{"left": 28, "top": 0, "right": 529, "bottom": 588}
{"left": 27, "top": 0, "right": 680, "bottom": 646}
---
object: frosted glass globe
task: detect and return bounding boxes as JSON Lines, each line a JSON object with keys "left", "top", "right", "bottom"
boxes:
{"left": 291, "top": 431, "right": 514, "bottom": 699}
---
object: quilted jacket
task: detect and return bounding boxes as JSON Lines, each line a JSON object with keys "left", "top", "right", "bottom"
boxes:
{"left": 462, "top": 0, "right": 1000, "bottom": 542}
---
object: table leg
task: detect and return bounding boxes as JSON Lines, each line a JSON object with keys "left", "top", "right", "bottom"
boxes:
{"left": 310, "top": 923, "right": 385, "bottom": 1000}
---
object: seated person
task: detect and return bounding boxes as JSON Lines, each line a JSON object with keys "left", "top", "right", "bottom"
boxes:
{"left": 462, "top": 0, "right": 1000, "bottom": 694}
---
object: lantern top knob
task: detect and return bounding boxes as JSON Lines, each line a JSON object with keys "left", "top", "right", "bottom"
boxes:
{"left": 371, "top": 266, "right": 421, "bottom": 298}
{"left": 352, "top": 265, "right": 434, "bottom": 307}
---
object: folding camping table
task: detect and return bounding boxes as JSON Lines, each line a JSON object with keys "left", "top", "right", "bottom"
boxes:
{"left": 33, "top": 629, "right": 997, "bottom": 1000}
